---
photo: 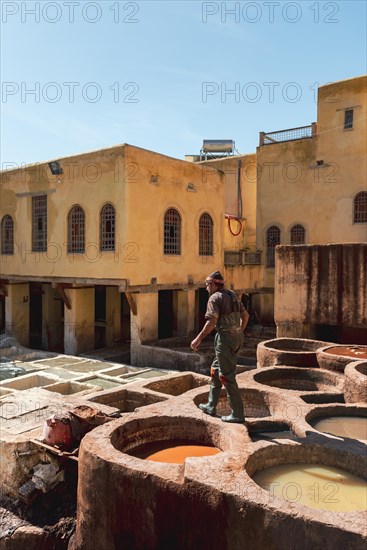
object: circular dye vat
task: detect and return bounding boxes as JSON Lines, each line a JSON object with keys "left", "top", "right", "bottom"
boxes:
{"left": 253, "top": 464, "right": 367, "bottom": 512}
{"left": 312, "top": 416, "right": 367, "bottom": 440}
{"left": 325, "top": 347, "right": 367, "bottom": 360}
{"left": 253, "top": 367, "right": 340, "bottom": 393}
{"left": 130, "top": 439, "right": 221, "bottom": 464}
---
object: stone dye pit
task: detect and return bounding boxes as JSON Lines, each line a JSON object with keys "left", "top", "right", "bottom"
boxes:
{"left": 253, "top": 463, "right": 367, "bottom": 512}
{"left": 257, "top": 338, "right": 329, "bottom": 368}
{"left": 71, "top": 344, "right": 366, "bottom": 550}
{"left": 1, "top": 340, "right": 366, "bottom": 549}
{"left": 251, "top": 366, "right": 344, "bottom": 397}
{"left": 345, "top": 361, "right": 367, "bottom": 403}
{"left": 317, "top": 346, "right": 367, "bottom": 373}
{"left": 311, "top": 416, "right": 367, "bottom": 440}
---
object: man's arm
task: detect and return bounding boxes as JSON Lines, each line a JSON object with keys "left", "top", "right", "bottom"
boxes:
{"left": 190, "top": 317, "right": 217, "bottom": 351}
{"left": 240, "top": 309, "right": 249, "bottom": 331}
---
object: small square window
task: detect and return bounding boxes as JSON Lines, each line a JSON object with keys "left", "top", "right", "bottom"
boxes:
{"left": 344, "top": 110, "right": 353, "bottom": 129}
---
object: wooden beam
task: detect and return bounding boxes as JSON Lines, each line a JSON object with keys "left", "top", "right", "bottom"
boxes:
{"left": 125, "top": 292, "right": 137, "bottom": 315}
{"left": 5, "top": 275, "right": 129, "bottom": 286}
{"left": 53, "top": 284, "right": 72, "bottom": 310}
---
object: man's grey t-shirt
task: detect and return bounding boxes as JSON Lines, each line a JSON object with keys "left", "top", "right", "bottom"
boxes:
{"left": 205, "top": 288, "right": 244, "bottom": 331}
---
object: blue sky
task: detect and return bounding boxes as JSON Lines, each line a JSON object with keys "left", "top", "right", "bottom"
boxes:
{"left": 1, "top": 0, "right": 366, "bottom": 166}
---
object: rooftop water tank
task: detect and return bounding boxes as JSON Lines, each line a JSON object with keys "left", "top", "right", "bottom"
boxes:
{"left": 202, "top": 140, "right": 234, "bottom": 153}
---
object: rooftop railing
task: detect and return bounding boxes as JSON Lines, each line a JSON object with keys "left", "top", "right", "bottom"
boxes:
{"left": 259, "top": 123, "right": 316, "bottom": 146}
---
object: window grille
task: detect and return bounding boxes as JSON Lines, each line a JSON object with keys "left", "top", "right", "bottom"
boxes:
{"left": 354, "top": 192, "right": 367, "bottom": 223}
{"left": 344, "top": 110, "right": 354, "bottom": 129}
{"left": 164, "top": 208, "right": 181, "bottom": 255}
{"left": 266, "top": 225, "right": 280, "bottom": 268}
{"left": 100, "top": 203, "right": 115, "bottom": 251}
{"left": 1, "top": 215, "right": 14, "bottom": 255}
{"left": 199, "top": 213, "right": 213, "bottom": 256}
{"left": 290, "top": 224, "right": 306, "bottom": 245}
{"left": 32, "top": 195, "right": 47, "bottom": 252}
{"left": 68, "top": 205, "right": 85, "bottom": 253}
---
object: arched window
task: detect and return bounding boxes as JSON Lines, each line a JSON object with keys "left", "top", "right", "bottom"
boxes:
{"left": 266, "top": 225, "right": 280, "bottom": 268}
{"left": 100, "top": 203, "right": 115, "bottom": 251}
{"left": 67, "top": 205, "right": 85, "bottom": 253}
{"left": 164, "top": 208, "right": 181, "bottom": 255}
{"left": 354, "top": 192, "right": 367, "bottom": 223}
{"left": 199, "top": 213, "right": 213, "bottom": 256}
{"left": 1, "top": 215, "right": 14, "bottom": 255}
{"left": 290, "top": 224, "right": 306, "bottom": 245}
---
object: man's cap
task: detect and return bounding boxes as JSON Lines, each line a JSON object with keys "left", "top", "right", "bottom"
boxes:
{"left": 206, "top": 271, "right": 224, "bottom": 284}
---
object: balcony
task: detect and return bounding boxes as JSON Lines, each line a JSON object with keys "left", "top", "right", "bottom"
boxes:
{"left": 259, "top": 123, "right": 316, "bottom": 146}
{"left": 224, "top": 250, "right": 262, "bottom": 266}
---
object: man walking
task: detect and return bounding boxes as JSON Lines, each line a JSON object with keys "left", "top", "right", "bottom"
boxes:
{"left": 190, "top": 271, "right": 249, "bottom": 423}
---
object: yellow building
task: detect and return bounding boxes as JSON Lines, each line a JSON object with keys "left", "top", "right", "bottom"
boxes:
{"left": 0, "top": 144, "right": 228, "bottom": 356}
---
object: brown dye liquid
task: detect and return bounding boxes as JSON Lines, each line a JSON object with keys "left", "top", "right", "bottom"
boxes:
{"left": 312, "top": 416, "right": 367, "bottom": 440}
{"left": 325, "top": 346, "right": 367, "bottom": 359}
{"left": 131, "top": 440, "right": 221, "bottom": 464}
{"left": 254, "top": 464, "right": 367, "bottom": 512}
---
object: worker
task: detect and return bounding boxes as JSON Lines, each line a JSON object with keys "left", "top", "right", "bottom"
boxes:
{"left": 190, "top": 271, "right": 249, "bottom": 423}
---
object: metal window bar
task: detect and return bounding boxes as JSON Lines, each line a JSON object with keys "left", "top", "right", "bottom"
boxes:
{"left": 199, "top": 213, "right": 213, "bottom": 256}
{"left": 68, "top": 206, "right": 85, "bottom": 253}
{"left": 290, "top": 224, "right": 306, "bottom": 245}
{"left": 354, "top": 192, "right": 367, "bottom": 223}
{"left": 1, "top": 215, "right": 14, "bottom": 254}
{"left": 32, "top": 195, "right": 47, "bottom": 252}
{"left": 266, "top": 226, "right": 280, "bottom": 268}
{"left": 261, "top": 125, "right": 313, "bottom": 145}
{"left": 344, "top": 110, "right": 354, "bottom": 129}
{"left": 164, "top": 208, "right": 181, "bottom": 255}
{"left": 100, "top": 204, "right": 115, "bottom": 251}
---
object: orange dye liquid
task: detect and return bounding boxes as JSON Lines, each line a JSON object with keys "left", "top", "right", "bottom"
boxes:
{"left": 146, "top": 444, "right": 221, "bottom": 464}
{"left": 130, "top": 440, "right": 221, "bottom": 464}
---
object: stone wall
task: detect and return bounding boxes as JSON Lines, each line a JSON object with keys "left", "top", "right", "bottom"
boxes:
{"left": 275, "top": 243, "right": 367, "bottom": 340}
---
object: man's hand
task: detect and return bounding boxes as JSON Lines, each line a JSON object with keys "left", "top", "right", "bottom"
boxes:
{"left": 190, "top": 318, "right": 217, "bottom": 351}
{"left": 240, "top": 310, "right": 249, "bottom": 331}
{"left": 190, "top": 336, "right": 202, "bottom": 351}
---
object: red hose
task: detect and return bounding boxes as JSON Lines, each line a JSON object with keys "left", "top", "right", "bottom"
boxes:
{"left": 225, "top": 214, "right": 243, "bottom": 237}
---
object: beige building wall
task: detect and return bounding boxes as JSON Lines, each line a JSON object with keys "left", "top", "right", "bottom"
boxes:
{"left": 316, "top": 76, "right": 367, "bottom": 242}
{"left": 201, "top": 154, "right": 261, "bottom": 293}
{"left": 0, "top": 144, "right": 224, "bottom": 285}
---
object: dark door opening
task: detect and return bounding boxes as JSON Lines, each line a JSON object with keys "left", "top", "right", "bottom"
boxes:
{"left": 120, "top": 293, "right": 131, "bottom": 342}
{"left": 29, "top": 283, "right": 43, "bottom": 349}
{"left": 315, "top": 324, "right": 340, "bottom": 344}
{"left": 95, "top": 286, "right": 106, "bottom": 349}
{"left": 195, "top": 288, "right": 208, "bottom": 333}
{"left": 158, "top": 290, "right": 174, "bottom": 339}
{"left": 0, "top": 295, "right": 5, "bottom": 334}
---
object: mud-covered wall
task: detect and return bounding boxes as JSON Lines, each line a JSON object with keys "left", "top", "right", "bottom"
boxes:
{"left": 275, "top": 243, "right": 367, "bottom": 339}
